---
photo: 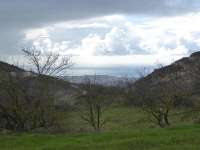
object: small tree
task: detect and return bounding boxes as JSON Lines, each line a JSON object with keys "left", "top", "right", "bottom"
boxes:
{"left": 133, "top": 66, "right": 182, "bottom": 127}
{"left": 0, "top": 73, "right": 57, "bottom": 131}
{"left": 141, "top": 84, "right": 177, "bottom": 127}
{"left": 77, "top": 77, "right": 113, "bottom": 131}
{"left": 123, "top": 67, "right": 152, "bottom": 106}
{"left": 0, "top": 48, "right": 73, "bottom": 131}
{"left": 21, "top": 48, "right": 73, "bottom": 129}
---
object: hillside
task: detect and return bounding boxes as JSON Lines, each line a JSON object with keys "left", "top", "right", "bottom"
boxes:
{"left": 131, "top": 51, "right": 200, "bottom": 106}
{"left": 0, "top": 61, "right": 24, "bottom": 73}
{"left": 136, "top": 52, "right": 200, "bottom": 91}
{"left": 0, "top": 61, "right": 76, "bottom": 106}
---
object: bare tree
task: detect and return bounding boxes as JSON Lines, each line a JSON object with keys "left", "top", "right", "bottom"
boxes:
{"left": 77, "top": 77, "right": 113, "bottom": 132}
{"left": 22, "top": 48, "right": 73, "bottom": 76}
{"left": 0, "top": 72, "right": 56, "bottom": 131}
{"left": 133, "top": 65, "right": 183, "bottom": 127}
{"left": 0, "top": 48, "right": 73, "bottom": 131}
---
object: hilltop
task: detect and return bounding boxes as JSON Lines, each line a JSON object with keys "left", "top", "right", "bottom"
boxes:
{"left": 134, "top": 51, "right": 200, "bottom": 106}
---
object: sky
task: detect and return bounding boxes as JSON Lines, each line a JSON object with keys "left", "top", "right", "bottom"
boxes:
{"left": 1, "top": 0, "right": 200, "bottom": 70}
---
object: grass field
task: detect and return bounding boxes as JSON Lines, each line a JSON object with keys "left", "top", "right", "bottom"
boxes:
{"left": 0, "top": 106, "right": 199, "bottom": 150}
{"left": 61, "top": 106, "right": 196, "bottom": 133}
{"left": 0, "top": 125, "right": 200, "bottom": 150}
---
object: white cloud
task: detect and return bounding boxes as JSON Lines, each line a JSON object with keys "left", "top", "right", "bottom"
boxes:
{"left": 24, "top": 28, "right": 49, "bottom": 40}
{"left": 23, "top": 13, "right": 200, "bottom": 66}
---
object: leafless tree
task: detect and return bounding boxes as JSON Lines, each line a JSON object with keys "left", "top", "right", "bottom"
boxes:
{"left": 133, "top": 65, "right": 183, "bottom": 127}
{"left": 0, "top": 48, "right": 73, "bottom": 131}
{"left": 77, "top": 76, "right": 113, "bottom": 131}
{"left": 0, "top": 72, "right": 56, "bottom": 131}
{"left": 22, "top": 48, "right": 73, "bottom": 76}
{"left": 122, "top": 67, "right": 151, "bottom": 106}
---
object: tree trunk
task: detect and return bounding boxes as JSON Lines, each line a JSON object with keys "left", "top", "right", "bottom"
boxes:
{"left": 164, "top": 109, "right": 170, "bottom": 126}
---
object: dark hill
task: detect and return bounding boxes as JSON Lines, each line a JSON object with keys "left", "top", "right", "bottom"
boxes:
{"left": 0, "top": 60, "right": 77, "bottom": 107}
{"left": 134, "top": 51, "right": 200, "bottom": 106}
{"left": 0, "top": 61, "right": 24, "bottom": 72}
{"left": 137, "top": 51, "right": 200, "bottom": 86}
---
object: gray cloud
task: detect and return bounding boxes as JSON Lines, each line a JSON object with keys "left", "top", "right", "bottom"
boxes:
{"left": 2, "top": 0, "right": 200, "bottom": 27}
{"left": 0, "top": 0, "right": 200, "bottom": 55}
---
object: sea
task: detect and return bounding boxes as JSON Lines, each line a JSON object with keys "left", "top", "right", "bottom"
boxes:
{"left": 67, "top": 66, "right": 155, "bottom": 78}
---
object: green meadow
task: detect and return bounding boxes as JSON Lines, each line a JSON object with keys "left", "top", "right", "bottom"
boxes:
{"left": 0, "top": 106, "right": 199, "bottom": 150}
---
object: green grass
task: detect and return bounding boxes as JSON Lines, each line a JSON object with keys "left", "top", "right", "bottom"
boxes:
{"left": 0, "top": 106, "right": 199, "bottom": 150}
{"left": 0, "top": 125, "right": 200, "bottom": 150}
{"left": 60, "top": 106, "right": 195, "bottom": 132}
{"left": 60, "top": 106, "right": 155, "bottom": 133}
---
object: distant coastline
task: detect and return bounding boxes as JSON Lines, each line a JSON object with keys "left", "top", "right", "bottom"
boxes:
{"left": 67, "top": 66, "right": 154, "bottom": 77}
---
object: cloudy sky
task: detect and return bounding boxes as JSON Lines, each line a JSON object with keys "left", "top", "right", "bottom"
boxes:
{"left": 1, "top": 0, "right": 200, "bottom": 69}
